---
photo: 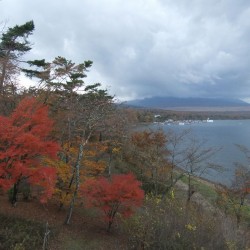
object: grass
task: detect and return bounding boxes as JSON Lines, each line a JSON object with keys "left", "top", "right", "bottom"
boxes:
{"left": 194, "top": 180, "right": 218, "bottom": 201}
{"left": 61, "top": 236, "right": 101, "bottom": 250}
{"left": 0, "top": 209, "right": 124, "bottom": 250}
{"left": 180, "top": 174, "right": 218, "bottom": 203}
{"left": 0, "top": 213, "right": 44, "bottom": 250}
{"left": 179, "top": 174, "right": 250, "bottom": 228}
{"left": 0, "top": 193, "right": 129, "bottom": 250}
{"left": 243, "top": 206, "right": 250, "bottom": 225}
{"left": 60, "top": 236, "right": 122, "bottom": 250}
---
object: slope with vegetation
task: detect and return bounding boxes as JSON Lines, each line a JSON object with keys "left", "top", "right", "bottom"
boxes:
{"left": 0, "top": 21, "right": 249, "bottom": 250}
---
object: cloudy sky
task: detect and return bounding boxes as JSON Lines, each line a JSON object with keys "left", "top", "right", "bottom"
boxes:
{"left": 1, "top": 0, "right": 250, "bottom": 101}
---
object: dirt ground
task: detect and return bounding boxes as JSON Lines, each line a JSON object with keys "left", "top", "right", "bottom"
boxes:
{"left": 0, "top": 195, "right": 128, "bottom": 250}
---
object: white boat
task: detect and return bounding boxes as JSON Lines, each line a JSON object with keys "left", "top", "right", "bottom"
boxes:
{"left": 207, "top": 118, "right": 214, "bottom": 123}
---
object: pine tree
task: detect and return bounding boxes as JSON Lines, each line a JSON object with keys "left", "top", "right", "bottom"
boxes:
{"left": 0, "top": 21, "right": 34, "bottom": 94}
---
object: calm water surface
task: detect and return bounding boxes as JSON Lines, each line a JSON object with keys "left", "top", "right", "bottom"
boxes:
{"left": 151, "top": 120, "right": 250, "bottom": 186}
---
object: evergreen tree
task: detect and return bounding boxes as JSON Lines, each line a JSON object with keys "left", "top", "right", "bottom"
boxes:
{"left": 0, "top": 21, "right": 34, "bottom": 94}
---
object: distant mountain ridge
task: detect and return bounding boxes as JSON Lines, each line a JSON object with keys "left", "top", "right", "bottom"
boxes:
{"left": 127, "top": 97, "right": 250, "bottom": 110}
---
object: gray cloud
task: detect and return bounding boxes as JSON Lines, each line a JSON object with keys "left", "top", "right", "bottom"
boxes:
{"left": 1, "top": 0, "right": 250, "bottom": 101}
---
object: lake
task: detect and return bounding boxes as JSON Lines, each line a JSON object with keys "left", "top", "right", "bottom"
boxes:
{"left": 150, "top": 120, "right": 250, "bottom": 186}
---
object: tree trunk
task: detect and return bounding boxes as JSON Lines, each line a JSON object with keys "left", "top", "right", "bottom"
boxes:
{"left": 65, "top": 143, "right": 83, "bottom": 225}
{"left": 59, "top": 168, "right": 75, "bottom": 210}
{"left": 236, "top": 197, "right": 245, "bottom": 227}
{"left": 107, "top": 220, "right": 113, "bottom": 233}
{"left": 187, "top": 174, "right": 192, "bottom": 202}
{"left": 108, "top": 153, "right": 112, "bottom": 176}
{"left": 0, "top": 60, "right": 7, "bottom": 94}
{"left": 0, "top": 52, "right": 10, "bottom": 94}
{"left": 12, "top": 179, "right": 20, "bottom": 206}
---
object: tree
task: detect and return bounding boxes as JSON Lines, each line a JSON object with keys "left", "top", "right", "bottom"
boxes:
{"left": 100, "top": 106, "right": 137, "bottom": 176}
{"left": 48, "top": 141, "right": 108, "bottom": 209}
{"left": 180, "top": 137, "right": 221, "bottom": 202}
{"left": 63, "top": 84, "right": 115, "bottom": 224}
{"left": 22, "top": 56, "right": 92, "bottom": 104}
{"left": 81, "top": 173, "right": 144, "bottom": 232}
{"left": 166, "top": 129, "right": 191, "bottom": 189}
{"left": 23, "top": 56, "right": 116, "bottom": 224}
{"left": 0, "top": 97, "right": 60, "bottom": 205}
{"left": 0, "top": 21, "right": 34, "bottom": 115}
{"left": 124, "top": 129, "right": 170, "bottom": 195}
{"left": 222, "top": 145, "right": 250, "bottom": 225}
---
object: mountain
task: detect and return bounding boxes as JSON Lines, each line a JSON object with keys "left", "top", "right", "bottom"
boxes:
{"left": 126, "top": 97, "right": 250, "bottom": 111}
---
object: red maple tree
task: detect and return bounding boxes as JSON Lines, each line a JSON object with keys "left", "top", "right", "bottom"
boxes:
{"left": 81, "top": 173, "right": 144, "bottom": 231}
{"left": 0, "top": 97, "right": 60, "bottom": 204}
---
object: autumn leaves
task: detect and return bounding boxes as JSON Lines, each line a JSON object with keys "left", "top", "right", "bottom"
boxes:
{"left": 0, "top": 96, "right": 144, "bottom": 230}
{"left": 81, "top": 173, "right": 144, "bottom": 232}
{"left": 0, "top": 98, "right": 59, "bottom": 204}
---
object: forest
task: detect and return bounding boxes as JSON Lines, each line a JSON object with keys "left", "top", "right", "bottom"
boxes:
{"left": 0, "top": 21, "right": 249, "bottom": 250}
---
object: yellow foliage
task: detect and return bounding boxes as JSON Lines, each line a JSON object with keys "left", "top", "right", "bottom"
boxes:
{"left": 112, "top": 147, "right": 121, "bottom": 154}
{"left": 170, "top": 189, "right": 175, "bottom": 199}
{"left": 185, "top": 223, "right": 197, "bottom": 231}
{"left": 145, "top": 193, "right": 162, "bottom": 204}
{"left": 44, "top": 157, "right": 71, "bottom": 184}
{"left": 44, "top": 157, "right": 73, "bottom": 204}
{"left": 82, "top": 159, "right": 106, "bottom": 176}
{"left": 45, "top": 141, "right": 109, "bottom": 205}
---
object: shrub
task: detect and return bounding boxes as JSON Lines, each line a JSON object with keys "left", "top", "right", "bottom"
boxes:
{"left": 123, "top": 195, "right": 229, "bottom": 250}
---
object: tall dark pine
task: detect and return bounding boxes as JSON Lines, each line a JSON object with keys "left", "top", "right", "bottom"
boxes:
{"left": 0, "top": 21, "right": 34, "bottom": 94}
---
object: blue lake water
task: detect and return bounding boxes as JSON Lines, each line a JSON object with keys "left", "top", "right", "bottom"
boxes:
{"left": 150, "top": 120, "right": 250, "bottom": 186}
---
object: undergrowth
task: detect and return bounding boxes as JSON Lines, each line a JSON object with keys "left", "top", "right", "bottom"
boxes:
{"left": 0, "top": 213, "right": 44, "bottom": 250}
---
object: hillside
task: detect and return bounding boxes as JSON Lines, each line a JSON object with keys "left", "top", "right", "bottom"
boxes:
{"left": 127, "top": 97, "right": 250, "bottom": 111}
{"left": 0, "top": 175, "right": 249, "bottom": 249}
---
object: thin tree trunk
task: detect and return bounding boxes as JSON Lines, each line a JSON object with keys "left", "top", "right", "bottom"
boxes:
{"left": 65, "top": 143, "right": 83, "bottom": 225}
{"left": 0, "top": 61, "right": 7, "bottom": 94}
{"left": 187, "top": 174, "right": 192, "bottom": 202}
{"left": 236, "top": 195, "right": 245, "bottom": 227}
{"left": 42, "top": 222, "right": 50, "bottom": 250}
{"left": 59, "top": 117, "right": 74, "bottom": 209}
{"left": 108, "top": 153, "right": 112, "bottom": 176}
{"left": 59, "top": 168, "right": 75, "bottom": 210}
{"left": 0, "top": 53, "right": 10, "bottom": 94}
{"left": 12, "top": 179, "right": 20, "bottom": 206}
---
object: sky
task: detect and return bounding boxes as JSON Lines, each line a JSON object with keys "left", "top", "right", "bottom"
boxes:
{"left": 1, "top": 0, "right": 250, "bottom": 101}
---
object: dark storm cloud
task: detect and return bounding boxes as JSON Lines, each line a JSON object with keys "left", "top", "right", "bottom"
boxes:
{"left": 1, "top": 0, "right": 250, "bottom": 101}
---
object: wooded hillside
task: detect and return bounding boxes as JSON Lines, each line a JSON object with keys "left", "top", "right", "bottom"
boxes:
{"left": 0, "top": 21, "right": 249, "bottom": 250}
